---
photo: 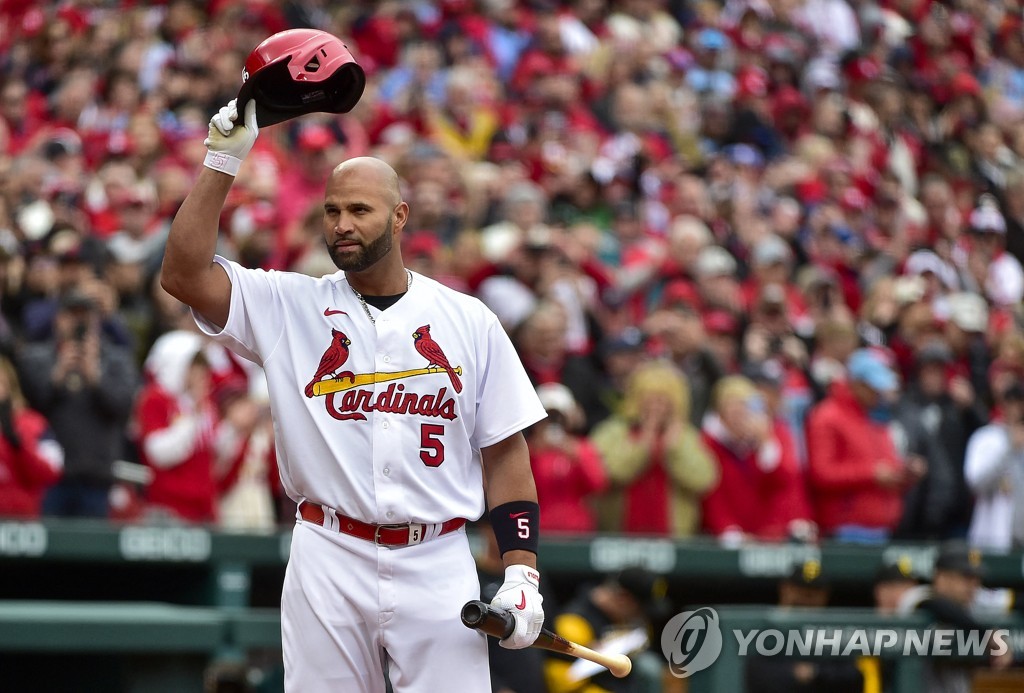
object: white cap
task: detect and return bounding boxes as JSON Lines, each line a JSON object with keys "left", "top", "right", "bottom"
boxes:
{"left": 695, "top": 245, "right": 738, "bottom": 278}
{"left": 945, "top": 292, "right": 988, "bottom": 333}
{"left": 969, "top": 196, "right": 1006, "bottom": 234}
{"left": 903, "top": 250, "right": 958, "bottom": 289}
{"left": 752, "top": 235, "right": 792, "bottom": 267}
{"left": 535, "top": 383, "right": 578, "bottom": 417}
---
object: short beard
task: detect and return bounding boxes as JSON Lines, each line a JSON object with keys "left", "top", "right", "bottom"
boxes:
{"left": 328, "top": 216, "right": 394, "bottom": 272}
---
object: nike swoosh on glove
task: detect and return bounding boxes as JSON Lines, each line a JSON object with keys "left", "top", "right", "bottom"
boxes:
{"left": 203, "top": 98, "right": 258, "bottom": 176}
{"left": 489, "top": 564, "right": 544, "bottom": 649}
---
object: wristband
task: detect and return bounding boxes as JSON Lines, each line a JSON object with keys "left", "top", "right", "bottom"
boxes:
{"left": 204, "top": 150, "right": 243, "bottom": 177}
{"left": 490, "top": 500, "right": 540, "bottom": 556}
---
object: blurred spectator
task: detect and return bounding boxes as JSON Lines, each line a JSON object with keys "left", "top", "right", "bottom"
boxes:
{"left": 106, "top": 233, "right": 157, "bottom": 366}
{"left": 511, "top": 300, "right": 569, "bottom": 382}
{"left": 544, "top": 566, "right": 670, "bottom": 693}
{"left": 425, "top": 66, "right": 499, "bottom": 162}
{"left": 957, "top": 196, "right": 1024, "bottom": 309}
{"left": 692, "top": 245, "right": 743, "bottom": 316}
{"left": 743, "top": 285, "right": 811, "bottom": 377}
{"left": 476, "top": 243, "right": 545, "bottom": 334}
{"left": 590, "top": 361, "right": 716, "bottom": 536}
{"left": 643, "top": 298, "right": 724, "bottom": 426}
{"left": 700, "top": 376, "right": 813, "bottom": 544}
{"left": 215, "top": 380, "right": 279, "bottom": 532}
{"left": 135, "top": 330, "right": 219, "bottom": 524}
{"left": 105, "top": 182, "right": 163, "bottom": 267}
{"left": 1001, "top": 171, "right": 1024, "bottom": 266}
{"left": 745, "top": 559, "right": 864, "bottom": 693}
{"left": 685, "top": 28, "right": 736, "bottom": 99}
{"left": 479, "top": 181, "right": 549, "bottom": 265}
{"left": 890, "top": 542, "right": 1013, "bottom": 689}
{"left": 942, "top": 291, "right": 992, "bottom": 404}
{"left": 0, "top": 356, "right": 63, "bottom": 518}
{"left": 567, "top": 327, "right": 648, "bottom": 433}
{"left": 865, "top": 556, "right": 928, "bottom": 689}
{"left": 745, "top": 356, "right": 816, "bottom": 491}
{"left": 965, "top": 379, "right": 1024, "bottom": 551}
{"left": 19, "top": 291, "right": 137, "bottom": 518}
{"left": 807, "top": 316, "right": 859, "bottom": 401}
{"left": 20, "top": 229, "right": 122, "bottom": 344}
{"left": 703, "top": 309, "right": 742, "bottom": 373}
{"left": 741, "top": 234, "right": 803, "bottom": 318}
{"left": 873, "top": 556, "right": 921, "bottom": 616}
{"left": 274, "top": 124, "right": 347, "bottom": 231}
{"left": 892, "top": 341, "right": 986, "bottom": 540}
{"left": 806, "top": 348, "right": 920, "bottom": 541}
{"left": 526, "top": 383, "right": 607, "bottom": 534}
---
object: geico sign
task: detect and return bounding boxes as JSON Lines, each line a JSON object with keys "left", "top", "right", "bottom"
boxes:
{"left": 738, "top": 545, "right": 821, "bottom": 577}
{"left": 590, "top": 537, "right": 676, "bottom": 573}
{"left": 0, "top": 522, "right": 47, "bottom": 556}
{"left": 119, "top": 526, "right": 211, "bottom": 562}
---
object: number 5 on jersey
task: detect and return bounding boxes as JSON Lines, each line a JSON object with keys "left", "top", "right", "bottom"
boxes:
{"left": 420, "top": 423, "right": 445, "bottom": 467}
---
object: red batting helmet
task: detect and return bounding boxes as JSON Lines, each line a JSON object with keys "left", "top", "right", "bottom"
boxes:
{"left": 237, "top": 29, "right": 366, "bottom": 127}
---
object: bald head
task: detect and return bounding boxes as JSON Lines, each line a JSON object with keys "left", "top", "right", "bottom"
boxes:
{"left": 332, "top": 157, "right": 402, "bottom": 208}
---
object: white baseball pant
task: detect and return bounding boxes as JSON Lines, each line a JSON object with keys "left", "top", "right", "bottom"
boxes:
{"left": 282, "top": 520, "right": 490, "bottom": 692}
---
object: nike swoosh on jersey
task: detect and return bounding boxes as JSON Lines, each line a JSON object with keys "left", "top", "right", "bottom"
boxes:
{"left": 516, "top": 591, "right": 527, "bottom": 610}
{"left": 510, "top": 511, "right": 530, "bottom": 518}
{"left": 323, "top": 308, "right": 348, "bottom": 317}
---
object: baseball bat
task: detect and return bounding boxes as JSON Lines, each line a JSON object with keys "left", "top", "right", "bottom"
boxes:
{"left": 460, "top": 600, "right": 633, "bottom": 678}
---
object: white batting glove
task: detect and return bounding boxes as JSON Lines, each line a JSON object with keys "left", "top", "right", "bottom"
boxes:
{"left": 203, "top": 99, "right": 258, "bottom": 176}
{"left": 490, "top": 564, "right": 544, "bottom": 649}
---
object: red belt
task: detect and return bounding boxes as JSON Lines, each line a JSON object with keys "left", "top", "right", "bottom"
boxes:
{"left": 299, "top": 502, "right": 466, "bottom": 548}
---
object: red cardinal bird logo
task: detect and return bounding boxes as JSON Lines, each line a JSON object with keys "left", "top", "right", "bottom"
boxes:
{"left": 412, "top": 325, "right": 463, "bottom": 393}
{"left": 305, "top": 329, "right": 354, "bottom": 398}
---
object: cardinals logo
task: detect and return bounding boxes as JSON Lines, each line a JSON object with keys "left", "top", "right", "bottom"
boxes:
{"left": 303, "top": 326, "right": 464, "bottom": 422}
{"left": 412, "top": 325, "right": 463, "bottom": 393}
{"left": 305, "top": 329, "right": 354, "bottom": 398}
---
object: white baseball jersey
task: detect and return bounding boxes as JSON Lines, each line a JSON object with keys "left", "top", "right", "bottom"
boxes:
{"left": 194, "top": 255, "right": 546, "bottom": 525}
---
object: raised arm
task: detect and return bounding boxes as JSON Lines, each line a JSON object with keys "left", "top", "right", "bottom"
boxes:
{"left": 161, "top": 99, "right": 258, "bottom": 329}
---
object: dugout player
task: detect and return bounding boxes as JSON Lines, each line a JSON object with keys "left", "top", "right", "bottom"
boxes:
{"left": 161, "top": 98, "right": 547, "bottom": 692}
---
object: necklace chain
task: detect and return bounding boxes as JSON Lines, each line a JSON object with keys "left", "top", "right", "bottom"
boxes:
{"left": 350, "top": 270, "right": 412, "bottom": 325}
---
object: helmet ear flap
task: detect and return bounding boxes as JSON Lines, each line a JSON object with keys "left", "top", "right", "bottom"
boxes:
{"left": 236, "top": 29, "right": 366, "bottom": 128}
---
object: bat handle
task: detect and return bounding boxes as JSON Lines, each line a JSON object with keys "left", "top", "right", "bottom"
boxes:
{"left": 460, "top": 600, "right": 515, "bottom": 639}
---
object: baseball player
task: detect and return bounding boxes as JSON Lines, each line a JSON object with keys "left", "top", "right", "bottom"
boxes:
{"left": 160, "top": 99, "right": 547, "bottom": 692}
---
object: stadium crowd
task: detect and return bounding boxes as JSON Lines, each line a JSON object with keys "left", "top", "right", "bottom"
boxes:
{"left": 0, "top": 0, "right": 1024, "bottom": 553}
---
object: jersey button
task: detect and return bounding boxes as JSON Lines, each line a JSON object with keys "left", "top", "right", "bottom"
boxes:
{"left": 383, "top": 355, "right": 391, "bottom": 363}
{"left": 383, "top": 467, "right": 391, "bottom": 476}
{"left": 386, "top": 511, "right": 395, "bottom": 519}
{"left": 382, "top": 421, "right": 390, "bottom": 429}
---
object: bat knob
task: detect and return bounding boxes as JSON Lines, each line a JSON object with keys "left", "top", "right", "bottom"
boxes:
{"left": 460, "top": 600, "right": 516, "bottom": 640}
{"left": 460, "top": 601, "right": 486, "bottom": 628}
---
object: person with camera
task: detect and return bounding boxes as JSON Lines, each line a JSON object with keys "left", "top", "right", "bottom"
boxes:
{"left": 18, "top": 290, "right": 138, "bottom": 518}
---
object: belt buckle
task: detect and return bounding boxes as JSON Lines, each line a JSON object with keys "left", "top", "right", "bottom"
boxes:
{"left": 374, "top": 523, "right": 409, "bottom": 547}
